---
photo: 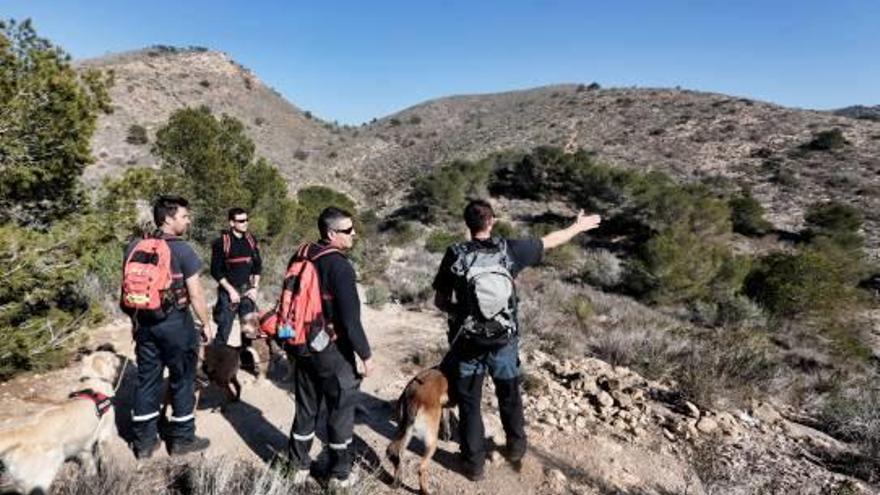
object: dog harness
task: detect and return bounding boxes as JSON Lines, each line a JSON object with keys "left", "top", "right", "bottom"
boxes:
{"left": 69, "top": 388, "right": 113, "bottom": 417}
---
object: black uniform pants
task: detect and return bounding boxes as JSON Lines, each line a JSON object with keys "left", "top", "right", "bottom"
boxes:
{"left": 213, "top": 287, "right": 256, "bottom": 347}
{"left": 287, "top": 346, "right": 360, "bottom": 480}
{"left": 132, "top": 311, "right": 199, "bottom": 450}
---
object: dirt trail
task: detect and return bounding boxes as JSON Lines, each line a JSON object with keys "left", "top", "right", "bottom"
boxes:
{"left": 0, "top": 302, "right": 698, "bottom": 494}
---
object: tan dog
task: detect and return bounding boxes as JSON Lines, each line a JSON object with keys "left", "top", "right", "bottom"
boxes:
{"left": 386, "top": 368, "right": 456, "bottom": 495}
{"left": 0, "top": 347, "right": 122, "bottom": 494}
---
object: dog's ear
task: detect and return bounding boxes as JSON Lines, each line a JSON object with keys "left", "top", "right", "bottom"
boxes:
{"left": 95, "top": 343, "right": 116, "bottom": 354}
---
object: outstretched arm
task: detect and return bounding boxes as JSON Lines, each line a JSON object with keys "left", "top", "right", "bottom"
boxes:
{"left": 541, "top": 209, "right": 601, "bottom": 251}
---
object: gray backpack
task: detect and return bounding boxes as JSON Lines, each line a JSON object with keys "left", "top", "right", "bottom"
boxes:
{"left": 450, "top": 238, "right": 517, "bottom": 347}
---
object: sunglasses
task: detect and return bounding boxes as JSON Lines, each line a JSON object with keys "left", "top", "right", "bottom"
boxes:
{"left": 233, "top": 218, "right": 249, "bottom": 223}
{"left": 333, "top": 226, "right": 355, "bottom": 235}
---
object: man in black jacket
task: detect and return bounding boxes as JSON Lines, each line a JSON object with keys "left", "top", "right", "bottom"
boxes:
{"left": 286, "top": 207, "right": 373, "bottom": 489}
{"left": 210, "top": 207, "right": 262, "bottom": 347}
{"left": 433, "top": 199, "right": 600, "bottom": 481}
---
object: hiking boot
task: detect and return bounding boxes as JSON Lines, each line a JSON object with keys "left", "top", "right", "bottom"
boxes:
{"left": 168, "top": 436, "right": 210, "bottom": 456}
{"left": 328, "top": 470, "right": 360, "bottom": 490}
{"left": 507, "top": 440, "right": 527, "bottom": 463}
{"left": 462, "top": 463, "right": 485, "bottom": 482}
{"left": 134, "top": 441, "right": 160, "bottom": 460}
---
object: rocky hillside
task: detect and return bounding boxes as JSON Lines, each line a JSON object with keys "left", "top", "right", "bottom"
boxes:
{"left": 78, "top": 47, "right": 350, "bottom": 195}
{"left": 353, "top": 86, "right": 880, "bottom": 249}
{"left": 80, "top": 48, "right": 880, "bottom": 252}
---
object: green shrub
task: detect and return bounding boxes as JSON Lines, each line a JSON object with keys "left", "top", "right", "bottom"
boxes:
{"left": 492, "top": 220, "right": 519, "bottom": 238}
{"left": 804, "top": 201, "right": 863, "bottom": 250}
{"left": 0, "top": 219, "right": 114, "bottom": 379}
{"left": 675, "top": 329, "right": 777, "bottom": 406}
{"left": 629, "top": 226, "right": 734, "bottom": 305}
{"left": 0, "top": 19, "right": 112, "bottom": 226}
{"left": 818, "top": 385, "right": 880, "bottom": 482}
{"left": 409, "top": 159, "right": 492, "bottom": 223}
{"left": 126, "top": 124, "right": 149, "bottom": 145}
{"left": 384, "top": 219, "right": 421, "bottom": 247}
{"left": 425, "top": 229, "right": 465, "bottom": 253}
{"left": 745, "top": 244, "right": 862, "bottom": 319}
{"left": 365, "top": 284, "right": 391, "bottom": 309}
{"left": 802, "top": 128, "right": 847, "bottom": 151}
{"left": 729, "top": 191, "right": 772, "bottom": 236}
{"left": 292, "top": 185, "right": 357, "bottom": 242}
{"left": 153, "top": 106, "right": 255, "bottom": 241}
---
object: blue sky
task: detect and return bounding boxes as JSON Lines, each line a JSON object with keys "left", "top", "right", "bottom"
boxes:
{"left": 1, "top": 0, "right": 876, "bottom": 124}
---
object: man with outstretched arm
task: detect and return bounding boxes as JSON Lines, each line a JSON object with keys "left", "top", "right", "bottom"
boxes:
{"left": 433, "top": 199, "right": 600, "bottom": 481}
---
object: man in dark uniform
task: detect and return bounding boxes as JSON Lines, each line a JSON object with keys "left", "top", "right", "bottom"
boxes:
{"left": 128, "top": 195, "right": 214, "bottom": 459}
{"left": 286, "top": 207, "right": 373, "bottom": 489}
{"left": 210, "top": 207, "right": 262, "bottom": 347}
{"left": 433, "top": 199, "right": 600, "bottom": 481}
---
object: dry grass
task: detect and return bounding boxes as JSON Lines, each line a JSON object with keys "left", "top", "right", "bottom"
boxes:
{"left": 53, "top": 456, "right": 381, "bottom": 495}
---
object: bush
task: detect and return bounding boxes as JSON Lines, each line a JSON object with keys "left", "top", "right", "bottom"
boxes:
{"left": 804, "top": 201, "right": 863, "bottom": 250}
{"left": 581, "top": 248, "right": 623, "bottom": 289}
{"left": 729, "top": 190, "right": 772, "bottom": 236}
{"left": 0, "top": 219, "right": 116, "bottom": 379}
{"left": 365, "top": 284, "right": 391, "bottom": 309}
{"left": 675, "top": 329, "right": 777, "bottom": 406}
{"left": 409, "top": 159, "right": 492, "bottom": 223}
{"left": 818, "top": 385, "right": 880, "bottom": 482}
{"left": 384, "top": 219, "right": 421, "bottom": 247}
{"left": 0, "top": 19, "right": 112, "bottom": 226}
{"left": 126, "top": 124, "right": 149, "bottom": 145}
{"left": 408, "top": 114, "right": 422, "bottom": 125}
{"left": 745, "top": 244, "right": 862, "bottom": 319}
{"left": 802, "top": 128, "right": 847, "bottom": 151}
{"left": 425, "top": 229, "right": 465, "bottom": 253}
{"left": 492, "top": 220, "right": 519, "bottom": 238}
{"left": 292, "top": 185, "right": 357, "bottom": 242}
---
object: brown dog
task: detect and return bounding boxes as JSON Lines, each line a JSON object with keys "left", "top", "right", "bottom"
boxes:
{"left": 386, "top": 367, "right": 456, "bottom": 495}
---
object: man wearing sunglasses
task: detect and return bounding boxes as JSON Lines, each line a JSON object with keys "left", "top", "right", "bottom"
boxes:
{"left": 210, "top": 207, "right": 262, "bottom": 347}
{"left": 286, "top": 207, "right": 373, "bottom": 489}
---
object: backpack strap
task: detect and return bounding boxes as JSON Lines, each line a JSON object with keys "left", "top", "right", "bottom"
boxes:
{"left": 223, "top": 231, "right": 257, "bottom": 266}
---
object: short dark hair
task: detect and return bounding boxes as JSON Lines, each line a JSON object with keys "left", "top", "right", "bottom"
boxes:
{"left": 464, "top": 199, "right": 494, "bottom": 233}
{"left": 153, "top": 195, "right": 189, "bottom": 228}
{"left": 228, "top": 207, "right": 247, "bottom": 221}
{"left": 318, "top": 207, "right": 353, "bottom": 239}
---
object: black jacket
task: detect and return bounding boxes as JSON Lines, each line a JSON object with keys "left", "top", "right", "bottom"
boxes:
{"left": 294, "top": 242, "right": 371, "bottom": 365}
{"left": 210, "top": 231, "right": 262, "bottom": 289}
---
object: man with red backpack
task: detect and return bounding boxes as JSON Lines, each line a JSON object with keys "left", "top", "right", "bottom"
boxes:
{"left": 279, "top": 207, "right": 373, "bottom": 489}
{"left": 121, "top": 195, "right": 214, "bottom": 459}
{"left": 210, "top": 207, "right": 262, "bottom": 347}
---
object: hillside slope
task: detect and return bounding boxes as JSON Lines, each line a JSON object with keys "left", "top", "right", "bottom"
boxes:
{"left": 80, "top": 49, "right": 880, "bottom": 252}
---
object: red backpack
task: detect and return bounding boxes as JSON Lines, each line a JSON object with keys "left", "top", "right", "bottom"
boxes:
{"left": 269, "top": 243, "right": 339, "bottom": 351}
{"left": 120, "top": 237, "right": 184, "bottom": 321}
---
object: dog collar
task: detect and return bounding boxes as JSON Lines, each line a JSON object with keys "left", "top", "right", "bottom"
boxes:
{"left": 69, "top": 388, "right": 113, "bottom": 417}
